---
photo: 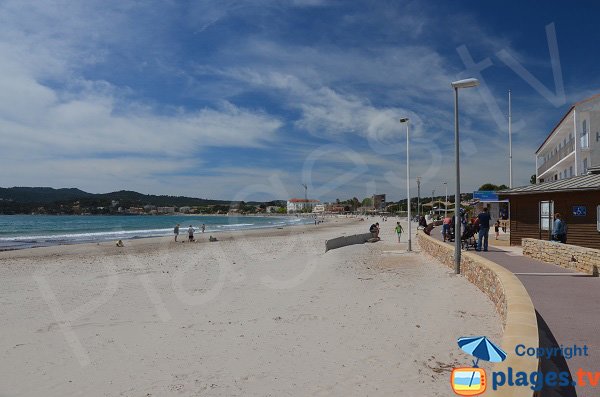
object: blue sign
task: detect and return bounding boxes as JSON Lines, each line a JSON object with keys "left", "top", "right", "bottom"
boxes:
{"left": 473, "top": 191, "right": 499, "bottom": 201}
{"left": 572, "top": 206, "right": 587, "bottom": 216}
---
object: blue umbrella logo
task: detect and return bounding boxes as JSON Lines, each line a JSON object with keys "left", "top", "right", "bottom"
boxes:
{"left": 457, "top": 336, "right": 507, "bottom": 388}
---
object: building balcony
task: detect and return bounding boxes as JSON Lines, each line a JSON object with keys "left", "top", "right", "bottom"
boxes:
{"left": 537, "top": 139, "right": 575, "bottom": 176}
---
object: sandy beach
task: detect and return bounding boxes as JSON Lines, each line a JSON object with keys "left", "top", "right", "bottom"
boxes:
{"left": 0, "top": 218, "right": 501, "bottom": 396}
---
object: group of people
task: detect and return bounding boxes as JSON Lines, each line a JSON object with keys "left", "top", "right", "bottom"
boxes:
{"left": 173, "top": 223, "right": 206, "bottom": 242}
{"left": 441, "top": 208, "right": 494, "bottom": 251}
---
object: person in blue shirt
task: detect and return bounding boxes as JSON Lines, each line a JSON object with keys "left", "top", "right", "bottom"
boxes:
{"left": 553, "top": 213, "right": 566, "bottom": 243}
{"left": 476, "top": 207, "right": 492, "bottom": 252}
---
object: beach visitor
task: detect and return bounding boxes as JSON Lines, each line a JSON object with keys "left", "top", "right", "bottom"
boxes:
{"left": 553, "top": 213, "right": 567, "bottom": 243}
{"left": 442, "top": 216, "right": 452, "bottom": 242}
{"left": 476, "top": 207, "right": 491, "bottom": 252}
{"left": 369, "top": 222, "right": 380, "bottom": 239}
{"left": 174, "top": 224, "right": 180, "bottom": 242}
{"left": 395, "top": 222, "right": 404, "bottom": 243}
{"left": 201, "top": 224, "right": 205, "bottom": 233}
{"left": 188, "top": 225, "right": 195, "bottom": 242}
{"left": 494, "top": 220, "right": 500, "bottom": 240}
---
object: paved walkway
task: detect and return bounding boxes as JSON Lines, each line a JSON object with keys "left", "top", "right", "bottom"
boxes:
{"left": 429, "top": 227, "right": 600, "bottom": 397}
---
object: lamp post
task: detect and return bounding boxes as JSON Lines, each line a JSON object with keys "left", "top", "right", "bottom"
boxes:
{"left": 508, "top": 90, "right": 513, "bottom": 188}
{"left": 400, "top": 118, "right": 411, "bottom": 252}
{"left": 443, "top": 182, "right": 448, "bottom": 217}
{"left": 416, "top": 177, "right": 421, "bottom": 217}
{"left": 451, "top": 78, "right": 480, "bottom": 274}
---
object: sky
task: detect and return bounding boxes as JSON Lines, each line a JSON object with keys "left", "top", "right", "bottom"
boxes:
{"left": 1, "top": 0, "right": 600, "bottom": 202}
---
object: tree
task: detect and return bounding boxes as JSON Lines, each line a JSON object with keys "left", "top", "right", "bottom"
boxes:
{"left": 478, "top": 183, "right": 508, "bottom": 191}
{"left": 361, "top": 197, "right": 372, "bottom": 207}
{"left": 530, "top": 174, "right": 536, "bottom": 184}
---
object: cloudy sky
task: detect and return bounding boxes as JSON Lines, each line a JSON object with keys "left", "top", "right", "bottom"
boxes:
{"left": 1, "top": 0, "right": 599, "bottom": 202}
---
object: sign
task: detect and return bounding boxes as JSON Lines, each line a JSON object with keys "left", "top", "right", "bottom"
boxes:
{"left": 572, "top": 205, "right": 587, "bottom": 217}
{"left": 473, "top": 191, "right": 499, "bottom": 201}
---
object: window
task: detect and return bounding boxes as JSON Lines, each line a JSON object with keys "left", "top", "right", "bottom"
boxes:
{"left": 597, "top": 131, "right": 600, "bottom": 142}
{"left": 540, "top": 201, "right": 553, "bottom": 237}
{"left": 570, "top": 166, "right": 573, "bottom": 177}
{"left": 597, "top": 205, "right": 600, "bottom": 232}
{"left": 584, "top": 158, "right": 589, "bottom": 174}
{"left": 559, "top": 171, "right": 563, "bottom": 179}
{"left": 581, "top": 120, "right": 589, "bottom": 148}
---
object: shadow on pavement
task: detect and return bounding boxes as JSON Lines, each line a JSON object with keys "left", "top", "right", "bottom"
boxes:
{"left": 536, "top": 310, "right": 577, "bottom": 397}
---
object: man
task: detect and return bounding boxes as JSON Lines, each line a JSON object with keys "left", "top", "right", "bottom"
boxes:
{"left": 174, "top": 224, "right": 180, "bottom": 242}
{"left": 395, "top": 222, "right": 404, "bottom": 243}
{"left": 188, "top": 225, "right": 195, "bottom": 242}
{"left": 442, "top": 216, "right": 452, "bottom": 242}
{"left": 476, "top": 207, "right": 491, "bottom": 252}
{"left": 553, "top": 213, "right": 567, "bottom": 243}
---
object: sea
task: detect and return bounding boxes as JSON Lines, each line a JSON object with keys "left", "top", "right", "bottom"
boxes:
{"left": 0, "top": 215, "right": 312, "bottom": 251}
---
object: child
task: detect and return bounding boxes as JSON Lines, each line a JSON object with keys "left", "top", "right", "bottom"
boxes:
{"left": 494, "top": 220, "right": 500, "bottom": 240}
{"left": 395, "top": 222, "right": 404, "bottom": 243}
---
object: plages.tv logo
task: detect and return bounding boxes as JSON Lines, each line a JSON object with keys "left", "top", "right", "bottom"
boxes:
{"left": 451, "top": 336, "right": 507, "bottom": 396}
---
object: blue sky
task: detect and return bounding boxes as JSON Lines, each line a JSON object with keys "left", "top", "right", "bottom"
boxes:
{"left": 1, "top": 0, "right": 599, "bottom": 202}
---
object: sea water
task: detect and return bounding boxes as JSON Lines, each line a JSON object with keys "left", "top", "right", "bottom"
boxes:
{"left": 0, "top": 215, "right": 311, "bottom": 250}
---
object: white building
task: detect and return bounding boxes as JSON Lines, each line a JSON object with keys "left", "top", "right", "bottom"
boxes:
{"left": 286, "top": 198, "right": 320, "bottom": 213}
{"left": 536, "top": 94, "right": 600, "bottom": 183}
{"left": 312, "top": 204, "right": 325, "bottom": 214}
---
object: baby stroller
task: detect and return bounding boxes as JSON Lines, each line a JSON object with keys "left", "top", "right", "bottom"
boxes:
{"left": 461, "top": 223, "right": 477, "bottom": 250}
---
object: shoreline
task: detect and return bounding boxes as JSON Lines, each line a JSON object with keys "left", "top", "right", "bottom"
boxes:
{"left": 0, "top": 217, "right": 363, "bottom": 259}
{"left": 0, "top": 214, "right": 353, "bottom": 252}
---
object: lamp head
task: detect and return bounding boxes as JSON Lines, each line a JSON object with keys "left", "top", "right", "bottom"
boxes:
{"left": 451, "top": 78, "right": 480, "bottom": 89}
{"left": 399, "top": 118, "right": 409, "bottom": 123}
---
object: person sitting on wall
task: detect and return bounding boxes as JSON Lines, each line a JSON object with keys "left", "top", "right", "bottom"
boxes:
{"left": 552, "top": 213, "right": 567, "bottom": 244}
{"left": 369, "top": 222, "right": 380, "bottom": 239}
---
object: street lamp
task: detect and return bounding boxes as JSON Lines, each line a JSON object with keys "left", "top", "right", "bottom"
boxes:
{"left": 452, "top": 78, "right": 479, "bottom": 274}
{"left": 443, "top": 182, "right": 448, "bottom": 217}
{"left": 416, "top": 177, "right": 421, "bottom": 217}
{"left": 400, "top": 117, "right": 411, "bottom": 252}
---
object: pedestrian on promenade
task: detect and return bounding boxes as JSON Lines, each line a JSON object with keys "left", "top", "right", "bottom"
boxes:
{"left": 188, "top": 225, "right": 195, "bottom": 242}
{"left": 494, "top": 220, "right": 500, "bottom": 240}
{"left": 395, "top": 222, "right": 404, "bottom": 243}
{"left": 442, "top": 216, "right": 452, "bottom": 242}
{"left": 476, "top": 207, "right": 491, "bottom": 252}
{"left": 553, "top": 213, "right": 567, "bottom": 243}
{"left": 174, "top": 224, "right": 180, "bottom": 242}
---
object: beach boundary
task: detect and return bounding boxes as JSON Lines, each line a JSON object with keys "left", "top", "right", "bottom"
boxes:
{"left": 418, "top": 231, "right": 539, "bottom": 397}
{"left": 324, "top": 233, "right": 374, "bottom": 252}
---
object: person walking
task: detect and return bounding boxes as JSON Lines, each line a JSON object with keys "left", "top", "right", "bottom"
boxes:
{"left": 395, "top": 222, "right": 404, "bottom": 243}
{"left": 201, "top": 224, "right": 206, "bottom": 233}
{"left": 553, "top": 213, "right": 567, "bottom": 243}
{"left": 476, "top": 207, "right": 491, "bottom": 252}
{"left": 188, "top": 225, "right": 195, "bottom": 242}
{"left": 494, "top": 220, "right": 500, "bottom": 240}
{"left": 174, "top": 224, "right": 180, "bottom": 242}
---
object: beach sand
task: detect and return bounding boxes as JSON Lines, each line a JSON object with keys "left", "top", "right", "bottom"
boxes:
{"left": 0, "top": 217, "right": 501, "bottom": 396}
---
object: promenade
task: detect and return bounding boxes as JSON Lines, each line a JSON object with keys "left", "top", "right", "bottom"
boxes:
{"left": 431, "top": 226, "right": 600, "bottom": 397}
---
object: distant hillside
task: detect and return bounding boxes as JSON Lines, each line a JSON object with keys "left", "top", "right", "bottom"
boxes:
{"left": 0, "top": 187, "right": 93, "bottom": 203}
{"left": 0, "top": 187, "right": 286, "bottom": 214}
